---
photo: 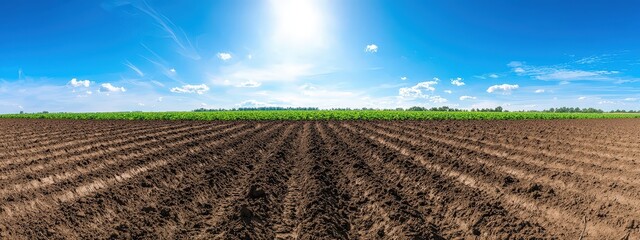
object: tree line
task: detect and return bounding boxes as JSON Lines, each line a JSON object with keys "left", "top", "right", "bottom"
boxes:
{"left": 192, "top": 106, "right": 640, "bottom": 113}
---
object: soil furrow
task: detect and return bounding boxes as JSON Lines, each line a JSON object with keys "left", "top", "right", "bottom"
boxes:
{"left": 385, "top": 122, "right": 640, "bottom": 188}
{"left": 200, "top": 124, "right": 299, "bottom": 239}
{"left": 0, "top": 120, "right": 133, "bottom": 150}
{"left": 69, "top": 122, "right": 282, "bottom": 239}
{"left": 0, "top": 120, "right": 173, "bottom": 157}
{"left": 361, "top": 122, "right": 640, "bottom": 234}
{"left": 272, "top": 122, "right": 310, "bottom": 240}
{"left": 340, "top": 122, "right": 621, "bottom": 238}
{"left": 320, "top": 122, "right": 443, "bottom": 239}
{"left": 290, "top": 122, "right": 353, "bottom": 239}
{"left": 0, "top": 123, "right": 243, "bottom": 196}
{"left": 0, "top": 121, "right": 218, "bottom": 179}
{"left": 405, "top": 121, "right": 640, "bottom": 173}
{"left": 0, "top": 122, "right": 275, "bottom": 238}
{"left": 328, "top": 122, "right": 549, "bottom": 238}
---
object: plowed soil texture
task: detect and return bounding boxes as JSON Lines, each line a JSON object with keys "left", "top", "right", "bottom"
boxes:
{"left": 1, "top": 119, "right": 639, "bottom": 239}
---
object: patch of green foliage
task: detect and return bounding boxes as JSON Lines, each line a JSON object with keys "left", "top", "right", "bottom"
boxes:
{"left": 2, "top": 110, "right": 640, "bottom": 121}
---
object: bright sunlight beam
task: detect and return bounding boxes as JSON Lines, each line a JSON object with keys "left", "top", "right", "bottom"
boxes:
{"left": 270, "top": 0, "right": 329, "bottom": 49}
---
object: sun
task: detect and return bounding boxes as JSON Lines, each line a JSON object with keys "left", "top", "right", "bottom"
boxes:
{"left": 270, "top": 0, "right": 328, "bottom": 48}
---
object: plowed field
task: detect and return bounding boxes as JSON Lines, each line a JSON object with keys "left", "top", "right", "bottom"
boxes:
{"left": 1, "top": 119, "right": 639, "bottom": 239}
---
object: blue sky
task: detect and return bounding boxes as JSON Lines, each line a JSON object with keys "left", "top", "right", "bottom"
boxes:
{"left": 1, "top": 0, "right": 640, "bottom": 113}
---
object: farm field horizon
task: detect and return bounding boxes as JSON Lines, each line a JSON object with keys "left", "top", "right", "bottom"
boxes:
{"left": 1, "top": 118, "right": 639, "bottom": 239}
{"left": 2, "top": 110, "right": 640, "bottom": 121}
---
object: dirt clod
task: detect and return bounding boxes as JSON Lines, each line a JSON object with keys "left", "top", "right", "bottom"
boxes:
{"left": 248, "top": 185, "right": 266, "bottom": 199}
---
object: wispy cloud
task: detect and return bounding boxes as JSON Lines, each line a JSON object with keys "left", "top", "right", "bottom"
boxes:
{"left": 140, "top": 43, "right": 184, "bottom": 84}
{"left": 507, "top": 61, "right": 621, "bottom": 81}
{"left": 575, "top": 56, "right": 601, "bottom": 64}
{"left": 534, "top": 89, "right": 545, "bottom": 93}
{"left": 365, "top": 44, "right": 378, "bottom": 53}
{"left": 170, "top": 84, "right": 209, "bottom": 94}
{"left": 474, "top": 73, "right": 499, "bottom": 79}
{"left": 487, "top": 84, "right": 519, "bottom": 94}
{"left": 400, "top": 76, "right": 407, "bottom": 80}
{"left": 124, "top": 61, "right": 144, "bottom": 77}
{"left": 133, "top": 1, "right": 200, "bottom": 60}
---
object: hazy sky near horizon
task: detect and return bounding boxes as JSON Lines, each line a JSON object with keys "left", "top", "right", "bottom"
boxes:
{"left": 1, "top": 0, "right": 640, "bottom": 113}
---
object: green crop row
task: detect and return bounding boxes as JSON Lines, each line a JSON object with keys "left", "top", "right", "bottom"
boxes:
{"left": 1, "top": 110, "right": 640, "bottom": 121}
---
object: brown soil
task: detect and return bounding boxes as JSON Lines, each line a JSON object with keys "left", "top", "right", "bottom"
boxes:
{"left": 0, "top": 118, "right": 639, "bottom": 239}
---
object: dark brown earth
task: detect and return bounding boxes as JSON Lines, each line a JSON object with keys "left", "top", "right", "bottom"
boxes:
{"left": 0, "top": 119, "right": 639, "bottom": 239}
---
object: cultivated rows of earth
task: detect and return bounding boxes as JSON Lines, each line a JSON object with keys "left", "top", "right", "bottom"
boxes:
{"left": 0, "top": 119, "right": 638, "bottom": 239}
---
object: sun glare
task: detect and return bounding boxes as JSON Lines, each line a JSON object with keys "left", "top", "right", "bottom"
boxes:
{"left": 270, "top": 0, "right": 327, "bottom": 48}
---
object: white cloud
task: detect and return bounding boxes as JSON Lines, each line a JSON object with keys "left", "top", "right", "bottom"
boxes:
{"left": 413, "top": 81, "right": 438, "bottom": 91}
{"left": 99, "top": 83, "right": 126, "bottom": 93}
{"left": 399, "top": 87, "right": 424, "bottom": 98}
{"left": 157, "top": 97, "right": 163, "bottom": 102}
{"left": 599, "top": 100, "right": 614, "bottom": 104}
{"left": 514, "top": 67, "right": 525, "bottom": 73}
{"left": 237, "top": 80, "right": 262, "bottom": 88}
{"left": 170, "top": 84, "right": 209, "bottom": 94}
{"left": 430, "top": 96, "right": 448, "bottom": 103}
{"left": 489, "top": 74, "right": 499, "bottom": 78}
{"left": 444, "top": 90, "right": 452, "bottom": 94}
{"left": 399, "top": 81, "right": 445, "bottom": 103}
{"left": 459, "top": 96, "right": 476, "bottom": 101}
{"left": 450, "top": 77, "right": 465, "bottom": 86}
{"left": 486, "top": 84, "right": 519, "bottom": 94}
{"left": 534, "top": 89, "right": 545, "bottom": 93}
{"left": 400, "top": 76, "right": 407, "bottom": 81}
{"left": 169, "top": 68, "right": 176, "bottom": 73}
{"left": 217, "top": 52, "right": 232, "bottom": 61}
{"left": 68, "top": 78, "right": 90, "bottom": 88}
{"left": 559, "top": 81, "right": 570, "bottom": 85}
{"left": 624, "top": 98, "right": 638, "bottom": 101}
{"left": 365, "top": 44, "right": 378, "bottom": 53}
{"left": 578, "top": 96, "right": 587, "bottom": 100}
